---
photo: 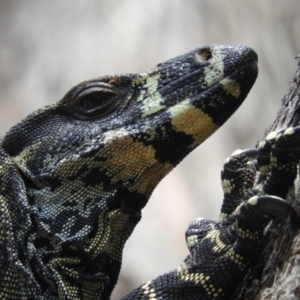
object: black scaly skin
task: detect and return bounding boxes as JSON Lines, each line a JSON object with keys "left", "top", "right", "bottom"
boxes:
{"left": 123, "top": 129, "right": 300, "bottom": 300}
{"left": 0, "top": 45, "right": 260, "bottom": 299}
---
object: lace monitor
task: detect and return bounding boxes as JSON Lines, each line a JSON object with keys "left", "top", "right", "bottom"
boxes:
{"left": 0, "top": 44, "right": 298, "bottom": 299}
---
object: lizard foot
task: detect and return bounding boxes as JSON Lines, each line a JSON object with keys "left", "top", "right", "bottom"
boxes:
{"left": 256, "top": 126, "right": 300, "bottom": 198}
{"left": 180, "top": 127, "right": 300, "bottom": 299}
{"left": 220, "top": 148, "right": 258, "bottom": 220}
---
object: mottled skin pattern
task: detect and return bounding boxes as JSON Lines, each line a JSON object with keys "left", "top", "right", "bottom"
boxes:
{"left": 0, "top": 45, "right": 260, "bottom": 299}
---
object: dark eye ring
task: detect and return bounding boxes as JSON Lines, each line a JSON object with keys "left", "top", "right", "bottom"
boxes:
{"left": 73, "top": 87, "right": 116, "bottom": 117}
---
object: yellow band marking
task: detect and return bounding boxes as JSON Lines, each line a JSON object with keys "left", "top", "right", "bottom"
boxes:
{"left": 102, "top": 130, "right": 172, "bottom": 195}
{"left": 169, "top": 99, "right": 218, "bottom": 149}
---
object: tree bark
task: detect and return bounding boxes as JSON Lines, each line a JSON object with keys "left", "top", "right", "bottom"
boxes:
{"left": 245, "top": 57, "right": 300, "bottom": 299}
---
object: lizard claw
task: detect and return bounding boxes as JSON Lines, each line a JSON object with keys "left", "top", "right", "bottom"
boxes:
{"left": 242, "top": 195, "right": 300, "bottom": 229}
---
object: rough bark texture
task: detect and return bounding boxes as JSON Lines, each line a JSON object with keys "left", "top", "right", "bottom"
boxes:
{"left": 245, "top": 58, "right": 300, "bottom": 299}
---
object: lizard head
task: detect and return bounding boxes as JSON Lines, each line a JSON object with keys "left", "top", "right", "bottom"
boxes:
{"left": 1, "top": 45, "right": 257, "bottom": 296}
{"left": 3, "top": 45, "right": 257, "bottom": 203}
{"left": 3, "top": 45, "right": 257, "bottom": 216}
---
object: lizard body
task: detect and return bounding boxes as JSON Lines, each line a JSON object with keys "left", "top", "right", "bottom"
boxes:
{"left": 0, "top": 45, "right": 258, "bottom": 299}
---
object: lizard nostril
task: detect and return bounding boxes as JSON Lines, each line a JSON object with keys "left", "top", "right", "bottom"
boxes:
{"left": 196, "top": 49, "right": 212, "bottom": 62}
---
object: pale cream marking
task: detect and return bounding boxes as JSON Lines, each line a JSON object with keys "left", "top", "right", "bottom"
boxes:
{"left": 186, "top": 235, "right": 198, "bottom": 249}
{"left": 204, "top": 230, "right": 228, "bottom": 253}
{"left": 224, "top": 248, "right": 246, "bottom": 270}
{"left": 136, "top": 73, "right": 167, "bottom": 118}
{"left": 141, "top": 92, "right": 166, "bottom": 117}
{"left": 247, "top": 196, "right": 258, "bottom": 205}
{"left": 221, "top": 179, "right": 234, "bottom": 194}
{"left": 266, "top": 131, "right": 277, "bottom": 141}
{"left": 178, "top": 270, "right": 223, "bottom": 298}
{"left": 203, "top": 48, "right": 225, "bottom": 87}
{"left": 203, "top": 46, "right": 240, "bottom": 101}
{"left": 259, "top": 165, "right": 269, "bottom": 175}
{"left": 257, "top": 140, "right": 266, "bottom": 149}
{"left": 284, "top": 127, "right": 294, "bottom": 135}
{"left": 141, "top": 280, "right": 158, "bottom": 299}
{"left": 220, "top": 78, "right": 241, "bottom": 98}
{"left": 132, "top": 73, "right": 148, "bottom": 86}
{"left": 237, "top": 227, "right": 260, "bottom": 241}
{"left": 219, "top": 212, "right": 227, "bottom": 222}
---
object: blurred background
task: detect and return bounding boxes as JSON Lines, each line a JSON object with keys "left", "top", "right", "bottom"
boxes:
{"left": 0, "top": 1, "right": 299, "bottom": 298}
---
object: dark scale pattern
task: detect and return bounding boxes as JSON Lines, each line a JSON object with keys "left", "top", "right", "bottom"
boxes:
{"left": 122, "top": 128, "right": 300, "bottom": 300}
{"left": 0, "top": 45, "right": 272, "bottom": 299}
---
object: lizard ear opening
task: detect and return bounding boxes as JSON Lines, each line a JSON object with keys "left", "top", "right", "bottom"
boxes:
{"left": 196, "top": 48, "right": 212, "bottom": 62}
{"left": 73, "top": 86, "right": 117, "bottom": 118}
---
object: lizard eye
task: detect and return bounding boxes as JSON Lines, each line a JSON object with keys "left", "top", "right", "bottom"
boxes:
{"left": 73, "top": 87, "right": 117, "bottom": 117}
